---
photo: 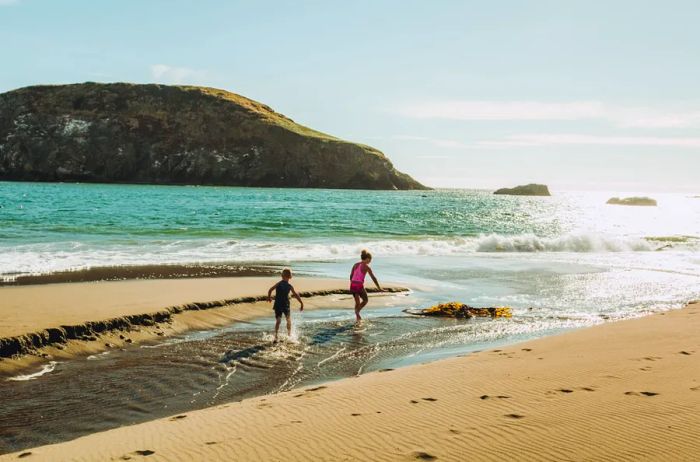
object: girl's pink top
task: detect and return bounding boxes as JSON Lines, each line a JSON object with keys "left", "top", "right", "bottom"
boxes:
{"left": 351, "top": 262, "right": 367, "bottom": 283}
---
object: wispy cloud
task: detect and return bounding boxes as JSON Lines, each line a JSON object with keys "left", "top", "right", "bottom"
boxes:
{"left": 395, "top": 101, "right": 700, "bottom": 129}
{"left": 150, "top": 64, "right": 210, "bottom": 85}
{"left": 0, "top": 0, "right": 20, "bottom": 5}
{"left": 390, "top": 132, "right": 700, "bottom": 149}
{"left": 477, "top": 134, "right": 700, "bottom": 148}
{"left": 391, "top": 135, "right": 470, "bottom": 149}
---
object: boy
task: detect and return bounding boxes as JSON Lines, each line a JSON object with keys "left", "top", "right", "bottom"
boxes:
{"left": 267, "top": 268, "right": 304, "bottom": 343}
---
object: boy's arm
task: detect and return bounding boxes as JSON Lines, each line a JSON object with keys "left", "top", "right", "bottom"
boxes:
{"left": 367, "top": 266, "right": 382, "bottom": 290}
{"left": 267, "top": 282, "right": 278, "bottom": 303}
{"left": 291, "top": 286, "right": 304, "bottom": 311}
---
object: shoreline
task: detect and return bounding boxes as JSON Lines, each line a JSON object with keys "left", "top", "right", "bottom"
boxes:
{"left": 3, "top": 302, "right": 697, "bottom": 461}
{"left": 0, "top": 277, "right": 408, "bottom": 375}
{"left": 0, "top": 262, "right": 279, "bottom": 286}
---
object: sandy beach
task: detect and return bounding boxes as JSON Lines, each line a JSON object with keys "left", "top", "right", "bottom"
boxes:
{"left": 3, "top": 300, "right": 697, "bottom": 461}
{"left": 0, "top": 277, "right": 351, "bottom": 339}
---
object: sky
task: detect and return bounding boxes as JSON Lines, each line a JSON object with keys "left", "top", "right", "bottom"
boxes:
{"left": 1, "top": 0, "right": 699, "bottom": 192}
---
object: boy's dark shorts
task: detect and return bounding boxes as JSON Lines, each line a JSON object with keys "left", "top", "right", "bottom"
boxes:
{"left": 274, "top": 304, "right": 290, "bottom": 318}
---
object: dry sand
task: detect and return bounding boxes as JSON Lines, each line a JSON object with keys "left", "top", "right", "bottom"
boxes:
{"left": 0, "top": 277, "right": 347, "bottom": 339}
{"left": 4, "top": 302, "right": 698, "bottom": 461}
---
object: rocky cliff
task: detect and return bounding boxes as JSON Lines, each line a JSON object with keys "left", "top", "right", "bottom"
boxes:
{"left": 0, "top": 83, "right": 427, "bottom": 190}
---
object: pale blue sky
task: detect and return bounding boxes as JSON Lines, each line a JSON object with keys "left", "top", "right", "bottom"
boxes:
{"left": 1, "top": 0, "right": 699, "bottom": 191}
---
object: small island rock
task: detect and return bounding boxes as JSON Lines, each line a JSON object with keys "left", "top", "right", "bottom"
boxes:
{"left": 494, "top": 184, "right": 550, "bottom": 196}
{"left": 606, "top": 197, "right": 657, "bottom": 206}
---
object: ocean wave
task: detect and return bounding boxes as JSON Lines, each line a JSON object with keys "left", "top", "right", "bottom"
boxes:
{"left": 0, "top": 233, "right": 680, "bottom": 279}
{"left": 474, "top": 233, "right": 654, "bottom": 253}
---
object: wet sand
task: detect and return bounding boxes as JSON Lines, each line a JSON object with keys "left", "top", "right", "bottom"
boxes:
{"left": 3, "top": 302, "right": 698, "bottom": 461}
{"left": 0, "top": 263, "right": 277, "bottom": 286}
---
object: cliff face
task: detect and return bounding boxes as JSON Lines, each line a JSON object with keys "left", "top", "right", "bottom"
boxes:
{"left": 0, "top": 83, "right": 427, "bottom": 190}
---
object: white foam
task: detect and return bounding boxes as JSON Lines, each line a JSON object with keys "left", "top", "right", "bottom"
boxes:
{"left": 0, "top": 233, "right": 675, "bottom": 279}
{"left": 7, "top": 361, "right": 58, "bottom": 381}
{"left": 474, "top": 233, "right": 654, "bottom": 253}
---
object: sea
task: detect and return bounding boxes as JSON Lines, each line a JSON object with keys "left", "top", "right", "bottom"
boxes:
{"left": 1, "top": 181, "right": 699, "bottom": 452}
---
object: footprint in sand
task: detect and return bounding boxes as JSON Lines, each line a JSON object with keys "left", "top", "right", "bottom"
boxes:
{"left": 690, "top": 386, "right": 699, "bottom": 391}
{"left": 422, "top": 397, "right": 438, "bottom": 402}
{"left": 351, "top": 413, "right": 362, "bottom": 416}
{"left": 205, "top": 441, "right": 218, "bottom": 445}
{"left": 579, "top": 387, "right": 596, "bottom": 392}
{"left": 410, "top": 400, "right": 419, "bottom": 404}
{"left": 412, "top": 451, "right": 438, "bottom": 461}
{"left": 480, "top": 395, "right": 510, "bottom": 400}
{"left": 18, "top": 452, "right": 32, "bottom": 459}
{"left": 557, "top": 389, "right": 574, "bottom": 393}
{"left": 521, "top": 348, "right": 532, "bottom": 352}
{"left": 642, "top": 356, "right": 662, "bottom": 361}
{"left": 124, "top": 450, "right": 155, "bottom": 458}
{"left": 625, "top": 391, "right": 659, "bottom": 397}
{"left": 170, "top": 415, "right": 187, "bottom": 421}
{"left": 679, "top": 351, "right": 693, "bottom": 355}
{"left": 379, "top": 368, "right": 394, "bottom": 372}
{"left": 504, "top": 413, "right": 525, "bottom": 419}
{"left": 305, "top": 386, "right": 327, "bottom": 392}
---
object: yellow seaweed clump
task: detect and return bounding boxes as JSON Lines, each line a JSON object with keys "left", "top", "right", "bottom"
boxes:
{"left": 422, "top": 302, "right": 512, "bottom": 318}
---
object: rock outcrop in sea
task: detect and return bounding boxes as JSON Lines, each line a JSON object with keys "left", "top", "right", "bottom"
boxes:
{"left": 494, "top": 184, "right": 551, "bottom": 196}
{"left": 606, "top": 197, "right": 657, "bottom": 206}
{"left": 0, "top": 83, "right": 427, "bottom": 190}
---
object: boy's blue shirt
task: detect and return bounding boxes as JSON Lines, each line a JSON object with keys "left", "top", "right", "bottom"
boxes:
{"left": 274, "top": 279, "right": 292, "bottom": 308}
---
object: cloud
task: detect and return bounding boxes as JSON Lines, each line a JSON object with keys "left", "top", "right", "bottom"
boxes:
{"left": 391, "top": 132, "right": 700, "bottom": 150}
{"left": 477, "top": 133, "right": 700, "bottom": 148}
{"left": 150, "top": 64, "right": 210, "bottom": 85}
{"left": 0, "top": 0, "right": 19, "bottom": 5}
{"left": 391, "top": 135, "right": 471, "bottom": 149}
{"left": 395, "top": 100, "right": 700, "bottom": 129}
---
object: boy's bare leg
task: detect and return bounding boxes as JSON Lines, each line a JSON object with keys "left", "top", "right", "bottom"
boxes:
{"left": 286, "top": 314, "right": 292, "bottom": 336}
{"left": 274, "top": 316, "right": 281, "bottom": 342}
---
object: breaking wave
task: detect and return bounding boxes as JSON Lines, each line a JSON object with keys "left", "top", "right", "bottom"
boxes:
{"left": 0, "top": 232, "right": 669, "bottom": 280}
{"left": 474, "top": 233, "right": 654, "bottom": 253}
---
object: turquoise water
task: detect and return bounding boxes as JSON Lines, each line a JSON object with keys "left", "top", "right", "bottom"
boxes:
{"left": 1, "top": 180, "right": 700, "bottom": 317}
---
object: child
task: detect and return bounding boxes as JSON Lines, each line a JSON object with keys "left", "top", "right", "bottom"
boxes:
{"left": 267, "top": 268, "right": 304, "bottom": 343}
{"left": 349, "top": 249, "right": 382, "bottom": 321}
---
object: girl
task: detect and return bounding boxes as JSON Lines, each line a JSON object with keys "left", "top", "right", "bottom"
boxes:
{"left": 349, "top": 249, "right": 382, "bottom": 321}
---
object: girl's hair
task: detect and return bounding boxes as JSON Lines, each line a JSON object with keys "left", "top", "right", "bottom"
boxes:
{"left": 360, "top": 249, "right": 372, "bottom": 261}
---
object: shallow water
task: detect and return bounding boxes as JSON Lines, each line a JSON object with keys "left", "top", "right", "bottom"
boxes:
{"left": 0, "top": 291, "right": 593, "bottom": 453}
